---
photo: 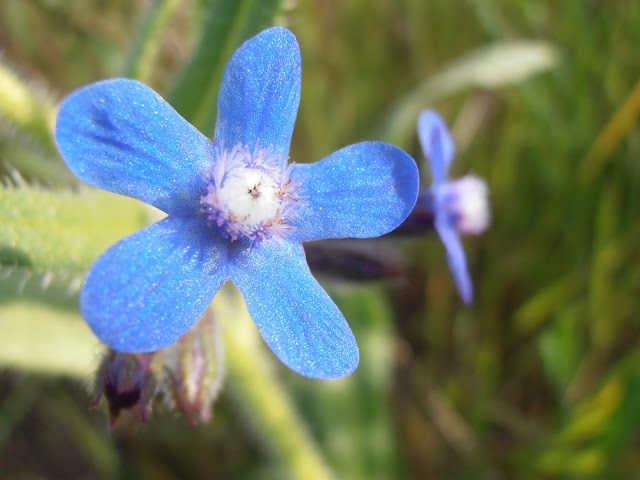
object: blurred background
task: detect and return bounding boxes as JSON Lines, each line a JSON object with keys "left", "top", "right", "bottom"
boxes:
{"left": 2, "top": 0, "right": 640, "bottom": 478}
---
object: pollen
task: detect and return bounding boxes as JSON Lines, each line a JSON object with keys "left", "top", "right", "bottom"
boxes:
{"left": 200, "top": 143, "right": 306, "bottom": 243}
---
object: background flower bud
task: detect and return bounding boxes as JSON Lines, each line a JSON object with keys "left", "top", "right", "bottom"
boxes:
{"left": 91, "top": 350, "right": 161, "bottom": 429}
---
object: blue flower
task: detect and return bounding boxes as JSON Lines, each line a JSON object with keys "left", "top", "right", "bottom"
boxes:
{"left": 417, "top": 109, "right": 489, "bottom": 304}
{"left": 55, "top": 27, "right": 419, "bottom": 379}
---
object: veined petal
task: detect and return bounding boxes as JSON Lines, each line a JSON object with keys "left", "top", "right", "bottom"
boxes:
{"left": 230, "top": 239, "right": 359, "bottom": 379}
{"left": 291, "top": 141, "right": 419, "bottom": 242}
{"left": 55, "top": 79, "right": 214, "bottom": 215}
{"left": 82, "top": 215, "right": 230, "bottom": 352}
{"left": 418, "top": 109, "right": 455, "bottom": 186}
{"left": 214, "top": 27, "right": 300, "bottom": 155}
{"left": 435, "top": 215, "right": 473, "bottom": 304}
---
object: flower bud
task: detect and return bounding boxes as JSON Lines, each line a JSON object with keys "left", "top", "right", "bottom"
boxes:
{"left": 305, "top": 239, "right": 405, "bottom": 281}
{"left": 91, "top": 309, "right": 226, "bottom": 427}
{"left": 389, "top": 199, "right": 436, "bottom": 235}
{"left": 91, "top": 350, "right": 161, "bottom": 429}
{"left": 164, "top": 308, "right": 225, "bottom": 425}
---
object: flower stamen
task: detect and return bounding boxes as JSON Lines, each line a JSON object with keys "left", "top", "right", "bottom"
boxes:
{"left": 201, "top": 143, "right": 307, "bottom": 243}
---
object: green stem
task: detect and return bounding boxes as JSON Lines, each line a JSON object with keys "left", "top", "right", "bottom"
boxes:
{"left": 122, "top": 0, "right": 181, "bottom": 83}
{"left": 214, "top": 285, "right": 337, "bottom": 480}
{"left": 580, "top": 75, "right": 640, "bottom": 182}
{"left": 0, "top": 186, "right": 149, "bottom": 273}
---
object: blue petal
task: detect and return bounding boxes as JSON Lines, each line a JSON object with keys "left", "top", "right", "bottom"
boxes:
{"left": 418, "top": 109, "right": 455, "bottom": 186}
{"left": 55, "top": 79, "right": 214, "bottom": 215}
{"left": 82, "top": 215, "right": 230, "bottom": 352}
{"left": 291, "top": 141, "right": 419, "bottom": 242}
{"left": 214, "top": 27, "right": 300, "bottom": 154}
{"left": 229, "top": 239, "right": 359, "bottom": 379}
{"left": 435, "top": 215, "right": 473, "bottom": 304}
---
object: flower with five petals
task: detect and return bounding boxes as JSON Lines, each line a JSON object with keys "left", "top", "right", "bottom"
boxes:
{"left": 55, "top": 27, "right": 419, "bottom": 379}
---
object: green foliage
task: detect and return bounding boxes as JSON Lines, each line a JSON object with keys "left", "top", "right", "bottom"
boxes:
{"left": 376, "top": 40, "right": 557, "bottom": 148}
{"left": 167, "top": 0, "right": 285, "bottom": 133}
{"left": 286, "top": 286, "right": 407, "bottom": 480}
{"left": 0, "top": 185, "right": 149, "bottom": 273}
{"left": 0, "top": 276, "right": 96, "bottom": 377}
{"left": 121, "top": 0, "right": 182, "bottom": 83}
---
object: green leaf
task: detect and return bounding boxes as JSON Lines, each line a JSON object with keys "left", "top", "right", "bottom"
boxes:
{"left": 0, "top": 185, "right": 150, "bottom": 273}
{"left": 167, "top": 0, "right": 284, "bottom": 134}
{"left": 0, "top": 274, "right": 96, "bottom": 378}
{"left": 375, "top": 40, "right": 558, "bottom": 148}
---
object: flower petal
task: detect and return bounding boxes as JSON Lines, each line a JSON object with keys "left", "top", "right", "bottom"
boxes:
{"left": 435, "top": 215, "right": 473, "bottom": 304}
{"left": 214, "top": 27, "right": 300, "bottom": 154}
{"left": 229, "top": 239, "right": 359, "bottom": 379}
{"left": 418, "top": 109, "right": 455, "bottom": 186}
{"left": 55, "top": 79, "right": 214, "bottom": 215}
{"left": 82, "top": 215, "right": 230, "bottom": 352}
{"left": 291, "top": 141, "right": 419, "bottom": 242}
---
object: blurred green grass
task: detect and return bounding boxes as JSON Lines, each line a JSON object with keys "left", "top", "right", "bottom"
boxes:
{"left": 2, "top": 0, "right": 640, "bottom": 478}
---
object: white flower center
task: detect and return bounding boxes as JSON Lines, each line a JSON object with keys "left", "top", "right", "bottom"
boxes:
{"left": 445, "top": 175, "right": 490, "bottom": 235}
{"left": 217, "top": 167, "right": 280, "bottom": 224}
{"left": 200, "top": 143, "right": 306, "bottom": 243}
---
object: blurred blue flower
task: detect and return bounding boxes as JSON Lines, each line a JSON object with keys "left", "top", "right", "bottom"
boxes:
{"left": 55, "top": 27, "right": 419, "bottom": 379}
{"left": 417, "top": 109, "right": 489, "bottom": 304}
